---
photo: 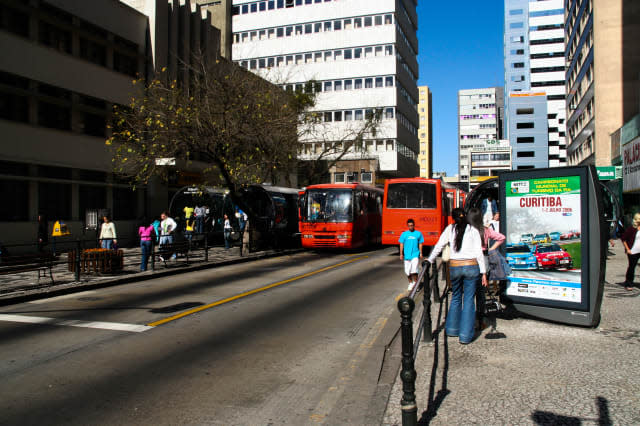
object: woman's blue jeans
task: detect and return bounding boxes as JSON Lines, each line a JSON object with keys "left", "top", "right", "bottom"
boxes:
{"left": 224, "top": 230, "right": 231, "bottom": 249}
{"left": 140, "top": 240, "right": 152, "bottom": 271}
{"left": 446, "top": 264, "right": 479, "bottom": 344}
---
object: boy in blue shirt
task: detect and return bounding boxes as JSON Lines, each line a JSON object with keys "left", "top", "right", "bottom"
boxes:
{"left": 399, "top": 218, "right": 424, "bottom": 291}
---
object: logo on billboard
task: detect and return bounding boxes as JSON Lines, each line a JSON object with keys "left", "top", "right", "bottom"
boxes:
{"left": 510, "top": 180, "right": 529, "bottom": 194}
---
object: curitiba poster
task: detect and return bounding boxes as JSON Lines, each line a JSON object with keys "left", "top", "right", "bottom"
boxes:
{"left": 504, "top": 176, "right": 582, "bottom": 304}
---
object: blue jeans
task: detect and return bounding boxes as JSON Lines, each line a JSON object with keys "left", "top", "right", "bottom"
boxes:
{"left": 224, "top": 230, "right": 231, "bottom": 249}
{"left": 101, "top": 239, "right": 113, "bottom": 250}
{"left": 140, "top": 240, "right": 152, "bottom": 271}
{"left": 446, "top": 264, "right": 479, "bottom": 343}
{"left": 159, "top": 235, "right": 176, "bottom": 259}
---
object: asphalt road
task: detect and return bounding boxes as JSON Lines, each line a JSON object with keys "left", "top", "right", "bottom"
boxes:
{"left": 0, "top": 247, "right": 408, "bottom": 425}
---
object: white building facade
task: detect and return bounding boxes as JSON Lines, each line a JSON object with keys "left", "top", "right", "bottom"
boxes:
{"left": 468, "top": 139, "right": 512, "bottom": 189}
{"left": 231, "top": 0, "right": 420, "bottom": 183}
{"left": 458, "top": 87, "right": 503, "bottom": 183}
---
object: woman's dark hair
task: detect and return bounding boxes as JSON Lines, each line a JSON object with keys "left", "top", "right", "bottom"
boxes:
{"left": 466, "top": 208, "right": 485, "bottom": 243}
{"left": 452, "top": 208, "right": 467, "bottom": 252}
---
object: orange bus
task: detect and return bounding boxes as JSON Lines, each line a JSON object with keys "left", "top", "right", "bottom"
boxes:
{"left": 299, "top": 183, "right": 383, "bottom": 249}
{"left": 382, "top": 178, "right": 452, "bottom": 247}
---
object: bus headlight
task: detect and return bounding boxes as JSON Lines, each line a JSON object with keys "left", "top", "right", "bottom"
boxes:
{"left": 336, "top": 234, "right": 350, "bottom": 239}
{"left": 303, "top": 234, "right": 313, "bottom": 239}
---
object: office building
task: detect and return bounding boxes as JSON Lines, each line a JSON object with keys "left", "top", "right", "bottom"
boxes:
{"left": 566, "top": 0, "right": 640, "bottom": 166}
{"left": 0, "top": 0, "right": 221, "bottom": 245}
{"left": 417, "top": 85, "right": 432, "bottom": 178}
{"left": 468, "top": 139, "right": 512, "bottom": 189}
{"left": 458, "top": 87, "right": 503, "bottom": 183}
{"left": 231, "top": 0, "right": 420, "bottom": 184}
{"left": 504, "top": 0, "right": 567, "bottom": 169}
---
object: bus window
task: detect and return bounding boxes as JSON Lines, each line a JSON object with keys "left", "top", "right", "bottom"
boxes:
{"left": 307, "top": 189, "right": 353, "bottom": 222}
{"left": 386, "top": 183, "right": 437, "bottom": 209}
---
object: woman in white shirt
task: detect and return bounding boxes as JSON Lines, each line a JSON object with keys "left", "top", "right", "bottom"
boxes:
{"left": 99, "top": 216, "right": 117, "bottom": 250}
{"left": 427, "top": 208, "right": 487, "bottom": 344}
{"left": 223, "top": 214, "right": 232, "bottom": 249}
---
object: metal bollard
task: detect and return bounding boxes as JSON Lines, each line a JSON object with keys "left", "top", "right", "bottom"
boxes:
{"left": 204, "top": 234, "right": 209, "bottom": 262}
{"left": 74, "top": 240, "right": 81, "bottom": 281}
{"left": 398, "top": 297, "right": 417, "bottom": 426}
{"left": 423, "top": 264, "right": 433, "bottom": 343}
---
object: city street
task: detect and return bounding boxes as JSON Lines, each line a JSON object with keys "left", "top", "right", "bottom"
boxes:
{"left": 0, "top": 248, "right": 406, "bottom": 425}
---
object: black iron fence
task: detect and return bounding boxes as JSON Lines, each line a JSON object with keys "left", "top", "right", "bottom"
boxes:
{"left": 397, "top": 259, "right": 446, "bottom": 426}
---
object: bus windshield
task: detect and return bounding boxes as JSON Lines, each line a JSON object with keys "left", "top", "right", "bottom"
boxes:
{"left": 386, "top": 183, "right": 437, "bottom": 209}
{"left": 306, "top": 189, "right": 353, "bottom": 223}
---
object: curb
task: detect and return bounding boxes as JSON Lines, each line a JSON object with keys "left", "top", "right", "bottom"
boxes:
{"left": 0, "top": 248, "right": 304, "bottom": 307}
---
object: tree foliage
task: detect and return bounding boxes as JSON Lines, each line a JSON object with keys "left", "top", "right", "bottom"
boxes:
{"left": 107, "top": 55, "right": 382, "bottom": 192}
{"left": 108, "top": 57, "right": 312, "bottom": 190}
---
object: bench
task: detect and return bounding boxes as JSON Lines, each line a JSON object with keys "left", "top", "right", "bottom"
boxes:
{"left": 157, "top": 241, "right": 191, "bottom": 266}
{"left": 0, "top": 252, "right": 55, "bottom": 284}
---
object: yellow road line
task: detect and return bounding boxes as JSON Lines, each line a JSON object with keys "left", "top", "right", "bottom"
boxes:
{"left": 147, "top": 255, "right": 369, "bottom": 327}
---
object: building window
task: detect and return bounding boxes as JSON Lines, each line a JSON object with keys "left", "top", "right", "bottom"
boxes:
{"left": 344, "top": 79, "right": 352, "bottom": 90}
{"left": 361, "top": 172, "right": 372, "bottom": 183}
{"left": 517, "top": 151, "right": 535, "bottom": 158}
{"left": 516, "top": 108, "right": 534, "bottom": 115}
{"left": 39, "top": 182, "right": 72, "bottom": 220}
{"left": 344, "top": 110, "right": 353, "bottom": 120}
{"left": 385, "top": 76, "right": 394, "bottom": 87}
{"left": 334, "top": 173, "right": 345, "bottom": 183}
{"left": 0, "top": 180, "right": 28, "bottom": 221}
{"left": 509, "top": 9, "right": 523, "bottom": 15}
{"left": 516, "top": 137, "right": 534, "bottom": 143}
{"left": 512, "top": 62, "right": 525, "bottom": 68}
{"left": 354, "top": 79, "right": 362, "bottom": 89}
{"left": 509, "top": 22, "right": 524, "bottom": 29}
{"left": 516, "top": 122, "right": 534, "bottom": 129}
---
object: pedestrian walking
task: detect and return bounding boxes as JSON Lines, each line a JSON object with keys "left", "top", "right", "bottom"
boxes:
{"left": 138, "top": 220, "right": 154, "bottom": 271}
{"left": 194, "top": 205, "right": 205, "bottom": 234}
{"left": 467, "top": 207, "right": 505, "bottom": 329}
{"left": 37, "top": 214, "right": 48, "bottom": 252}
{"left": 621, "top": 212, "right": 640, "bottom": 291}
{"left": 223, "top": 214, "right": 232, "bottom": 249}
{"left": 159, "top": 211, "right": 177, "bottom": 260}
{"left": 481, "top": 195, "right": 498, "bottom": 226}
{"left": 399, "top": 218, "right": 424, "bottom": 292}
{"left": 99, "top": 215, "right": 117, "bottom": 249}
{"left": 427, "top": 208, "right": 487, "bottom": 344}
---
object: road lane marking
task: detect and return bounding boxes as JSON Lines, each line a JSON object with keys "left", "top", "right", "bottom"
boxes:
{"left": 0, "top": 314, "right": 152, "bottom": 333}
{"left": 147, "top": 255, "right": 369, "bottom": 327}
{"left": 28, "top": 290, "right": 97, "bottom": 304}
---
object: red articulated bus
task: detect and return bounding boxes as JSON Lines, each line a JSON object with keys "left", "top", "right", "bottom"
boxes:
{"left": 299, "top": 183, "right": 383, "bottom": 249}
{"left": 381, "top": 178, "right": 453, "bottom": 247}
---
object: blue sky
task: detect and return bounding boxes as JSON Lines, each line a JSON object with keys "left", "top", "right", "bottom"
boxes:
{"left": 416, "top": 2, "right": 505, "bottom": 176}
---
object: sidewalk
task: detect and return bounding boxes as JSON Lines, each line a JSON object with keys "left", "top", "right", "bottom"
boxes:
{"left": 382, "top": 242, "right": 640, "bottom": 425}
{"left": 0, "top": 244, "right": 300, "bottom": 305}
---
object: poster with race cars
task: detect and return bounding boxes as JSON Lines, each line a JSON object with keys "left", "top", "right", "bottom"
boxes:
{"left": 504, "top": 176, "right": 582, "bottom": 303}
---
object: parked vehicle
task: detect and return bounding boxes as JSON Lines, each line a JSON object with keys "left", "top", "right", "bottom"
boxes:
{"left": 382, "top": 178, "right": 450, "bottom": 247}
{"left": 299, "top": 183, "right": 383, "bottom": 249}
{"left": 533, "top": 243, "right": 573, "bottom": 269}
{"left": 505, "top": 244, "right": 538, "bottom": 270}
{"left": 549, "top": 231, "right": 561, "bottom": 241}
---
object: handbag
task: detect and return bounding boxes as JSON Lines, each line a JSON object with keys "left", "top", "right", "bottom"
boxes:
{"left": 442, "top": 243, "right": 451, "bottom": 262}
{"left": 441, "top": 225, "right": 452, "bottom": 262}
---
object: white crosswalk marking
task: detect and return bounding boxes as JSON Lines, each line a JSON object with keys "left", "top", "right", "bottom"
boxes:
{"left": 0, "top": 314, "right": 152, "bottom": 332}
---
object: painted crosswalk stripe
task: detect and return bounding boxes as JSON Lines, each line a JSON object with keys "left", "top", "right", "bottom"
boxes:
{"left": 0, "top": 314, "right": 152, "bottom": 333}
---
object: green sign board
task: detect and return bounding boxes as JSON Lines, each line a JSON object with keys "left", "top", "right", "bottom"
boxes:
{"left": 596, "top": 166, "right": 622, "bottom": 180}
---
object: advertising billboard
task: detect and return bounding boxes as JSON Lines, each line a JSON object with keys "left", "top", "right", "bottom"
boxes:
{"left": 499, "top": 166, "right": 606, "bottom": 326}
{"left": 504, "top": 176, "right": 582, "bottom": 304}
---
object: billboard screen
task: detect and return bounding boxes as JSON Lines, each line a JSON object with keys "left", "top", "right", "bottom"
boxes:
{"left": 504, "top": 176, "right": 583, "bottom": 305}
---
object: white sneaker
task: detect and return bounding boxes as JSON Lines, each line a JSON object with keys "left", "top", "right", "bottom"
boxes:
{"left": 407, "top": 281, "right": 416, "bottom": 292}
